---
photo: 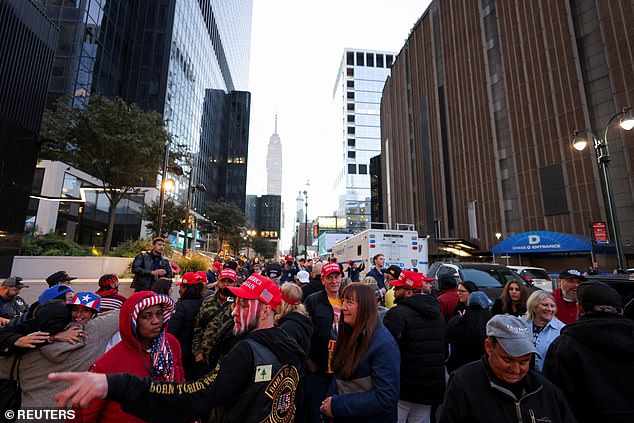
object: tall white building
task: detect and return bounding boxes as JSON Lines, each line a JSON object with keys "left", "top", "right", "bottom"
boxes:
{"left": 333, "top": 49, "right": 395, "bottom": 230}
{"left": 266, "top": 115, "right": 283, "bottom": 195}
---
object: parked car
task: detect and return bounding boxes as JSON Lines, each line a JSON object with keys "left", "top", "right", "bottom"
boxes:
{"left": 427, "top": 262, "right": 538, "bottom": 300}
{"left": 507, "top": 266, "right": 555, "bottom": 292}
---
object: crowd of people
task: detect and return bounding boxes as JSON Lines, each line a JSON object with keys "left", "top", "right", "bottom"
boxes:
{"left": 1, "top": 241, "right": 633, "bottom": 423}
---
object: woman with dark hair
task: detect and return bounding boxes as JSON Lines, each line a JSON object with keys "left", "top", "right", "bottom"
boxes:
{"left": 319, "top": 283, "right": 400, "bottom": 422}
{"left": 151, "top": 278, "right": 173, "bottom": 296}
{"left": 446, "top": 291, "right": 493, "bottom": 373}
{"left": 453, "top": 280, "right": 478, "bottom": 316}
{"left": 491, "top": 280, "right": 529, "bottom": 317}
{"left": 78, "top": 292, "right": 184, "bottom": 422}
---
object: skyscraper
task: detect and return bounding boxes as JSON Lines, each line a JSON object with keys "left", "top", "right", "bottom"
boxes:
{"left": 380, "top": 0, "right": 634, "bottom": 266}
{"left": 266, "top": 115, "right": 283, "bottom": 195}
{"left": 27, "top": 0, "right": 253, "bottom": 245}
{"left": 333, "top": 48, "right": 395, "bottom": 230}
{"left": 0, "top": 0, "right": 57, "bottom": 274}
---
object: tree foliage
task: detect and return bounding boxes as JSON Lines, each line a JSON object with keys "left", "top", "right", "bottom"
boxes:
{"left": 251, "top": 236, "right": 277, "bottom": 259}
{"left": 141, "top": 197, "right": 187, "bottom": 235}
{"left": 41, "top": 95, "right": 170, "bottom": 253}
{"left": 199, "top": 201, "right": 246, "bottom": 249}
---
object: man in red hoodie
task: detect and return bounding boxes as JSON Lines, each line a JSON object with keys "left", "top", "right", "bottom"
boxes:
{"left": 552, "top": 269, "right": 586, "bottom": 324}
{"left": 436, "top": 273, "right": 459, "bottom": 322}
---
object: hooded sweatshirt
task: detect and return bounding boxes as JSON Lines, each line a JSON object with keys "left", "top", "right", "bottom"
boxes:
{"left": 543, "top": 313, "right": 634, "bottom": 423}
{"left": 106, "top": 326, "right": 305, "bottom": 423}
{"left": 78, "top": 291, "right": 184, "bottom": 423}
{"left": 383, "top": 293, "right": 447, "bottom": 404}
{"left": 0, "top": 309, "right": 119, "bottom": 410}
{"left": 277, "top": 311, "right": 313, "bottom": 356}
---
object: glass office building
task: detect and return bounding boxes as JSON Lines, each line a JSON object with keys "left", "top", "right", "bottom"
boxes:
{"left": 333, "top": 49, "right": 394, "bottom": 231}
{"left": 29, "top": 0, "right": 253, "bottom": 245}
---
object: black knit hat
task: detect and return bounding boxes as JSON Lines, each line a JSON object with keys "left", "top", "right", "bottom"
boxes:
{"left": 578, "top": 281, "right": 622, "bottom": 309}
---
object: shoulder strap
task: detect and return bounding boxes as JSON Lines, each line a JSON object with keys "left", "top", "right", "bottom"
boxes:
{"left": 9, "top": 354, "right": 22, "bottom": 385}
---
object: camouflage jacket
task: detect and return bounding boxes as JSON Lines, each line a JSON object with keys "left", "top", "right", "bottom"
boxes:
{"left": 191, "top": 292, "right": 234, "bottom": 364}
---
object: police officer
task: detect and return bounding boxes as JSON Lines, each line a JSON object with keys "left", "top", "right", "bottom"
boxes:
{"left": 50, "top": 274, "right": 305, "bottom": 423}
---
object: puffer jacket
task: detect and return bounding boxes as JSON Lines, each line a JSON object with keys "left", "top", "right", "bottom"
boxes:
{"left": 168, "top": 293, "right": 203, "bottom": 380}
{"left": 78, "top": 291, "right": 184, "bottom": 422}
{"left": 329, "top": 324, "right": 400, "bottom": 422}
{"left": 383, "top": 294, "right": 446, "bottom": 404}
{"left": 543, "top": 313, "right": 634, "bottom": 422}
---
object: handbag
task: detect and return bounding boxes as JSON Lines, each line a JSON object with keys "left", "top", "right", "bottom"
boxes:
{"left": 0, "top": 354, "right": 22, "bottom": 423}
{"left": 335, "top": 375, "right": 373, "bottom": 394}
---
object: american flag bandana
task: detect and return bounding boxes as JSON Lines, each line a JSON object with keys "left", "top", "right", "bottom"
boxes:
{"left": 130, "top": 294, "right": 176, "bottom": 381}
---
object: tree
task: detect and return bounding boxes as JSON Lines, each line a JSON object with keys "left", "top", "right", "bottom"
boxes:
{"left": 199, "top": 201, "right": 246, "bottom": 252}
{"left": 41, "top": 95, "right": 170, "bottom": 254}
{"left": 251, "top": 236, "right": 277, "bottom": 259}
{"left": 141, "top": 197, "right": 187, "bottom": 234}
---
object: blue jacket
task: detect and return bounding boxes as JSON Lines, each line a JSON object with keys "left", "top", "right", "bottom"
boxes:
{"left": 329, "top": 324, "right": 400, "bottom": 422}
{"left": 525, "top": 317, "right": 565, "bottom": 372}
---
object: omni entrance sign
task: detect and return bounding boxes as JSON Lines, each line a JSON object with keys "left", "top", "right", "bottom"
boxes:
{"left": 492, "top": 231, "right": 592, "bottom": 254}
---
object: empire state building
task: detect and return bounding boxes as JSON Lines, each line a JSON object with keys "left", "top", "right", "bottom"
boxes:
{"left": 266, "top": 115, "right": 282, "bottom": 195}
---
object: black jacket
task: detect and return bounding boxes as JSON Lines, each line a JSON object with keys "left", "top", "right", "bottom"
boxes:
{"left": 440, "top": 356, "right": 576, "bottom": 423}
{"left": 131, "top": 251, "right": 173, "bottom": 291}
{"left": 278, "top": 311, "right": 313, "bottom": 357}
{"left": 304, "top": 290, "right": 335, "bottom": 373}
{"left": 107, "top": 327, "right": 305, "bottom": 423}
{"left": 445, "top": 305, "right": 491, "bottom": 373}
{"left": 301, "top": 276, "right": 323, "bottom": 302}
{"left": 543, "top": 314, "right": 634, "bottom": 423}
{"left": 167, "top": 295, "right": 203, "bottom": 380}
{"left": 383, "top": 294, "right": 446, "bottom": 404}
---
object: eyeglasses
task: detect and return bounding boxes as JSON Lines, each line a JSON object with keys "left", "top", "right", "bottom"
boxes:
{"left": 457, "top": 289, "right": 469, "bottom": 294}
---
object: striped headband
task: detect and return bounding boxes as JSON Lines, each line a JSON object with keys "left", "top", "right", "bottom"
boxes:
{"left": 130, "top": 294, "right": 175, "bottom": 333}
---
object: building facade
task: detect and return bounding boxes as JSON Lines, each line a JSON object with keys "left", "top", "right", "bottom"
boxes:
{"left": 28, "top": 0, "right": 253, "bottom": 247}
{"left": 380, "top": 0, "right": 634, "bottom": 268}
{"left": 0, "top": 0, "right": 57, "bottom": 275}
{"left": 333, "top": 48, "right": 395, "bottom": 231}
{"left": 266, "top": 116, "right": 283, "bottom": 196}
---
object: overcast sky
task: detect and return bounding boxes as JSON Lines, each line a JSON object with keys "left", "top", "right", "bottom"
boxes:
{"left": 246, "top": 0, "right": 432, "bottom": 250}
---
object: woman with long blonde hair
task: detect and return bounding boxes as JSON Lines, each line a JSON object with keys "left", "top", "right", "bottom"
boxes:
{"left": 276, "top": 282, "right": 313, "bottom": 421}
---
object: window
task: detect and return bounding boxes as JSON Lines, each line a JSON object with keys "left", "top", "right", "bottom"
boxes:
{"left": 346, "top": 68, "right": 354, "bottom": 77}
{"left": 348, "top": 164, "right": 357, "bottom": 174}
{"left": 348, "top": 139, "right": 356, "bottom": 147}
{"left": 347, "top": 103, "right": 355, "bottom": 111}
{"left": 347, "top": 92, "right": 354, "bottom": 99}
{"left": 366, "top": 53, "right": 374, "bottom": 67}
{"left": 347, "top": 127, "right": 355, "bottom": 135}
{"left": 347, "top": 115, "right": 355, "bottom": 123}
{"left": 347, "top": 80, "right": 354, "bottom": 88}
{"left": 346, "top": 52, "right": 354, "bottom": 65}
{"left": 540, "top": 164, "right": 569, "bottom": 215}
{"left": 356, "top": 52, "right": 364, "bottom": 66}
{"left": 386, "top": 54, "right": 394, "bottom": 67}
{"left": 358, "top": 164, "right": 368, "bottom": 174}
{"left": 376, "top": 54, "right": 384, "bottom": 67}
{"left": 348, "top": 151, "right": 356, "bottom": 158}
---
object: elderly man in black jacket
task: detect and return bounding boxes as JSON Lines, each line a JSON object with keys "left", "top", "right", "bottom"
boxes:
{"left": 440, "top": 315, "right": 576, "bottom": 423}
{"left": 543, "top": 281, "right": 634, "bottom": 423}
{"left": 383, "top": 270, "right": 446, "bottom": 423}
{"left": 131, "top": 237, "right": 173, "bottom": 292}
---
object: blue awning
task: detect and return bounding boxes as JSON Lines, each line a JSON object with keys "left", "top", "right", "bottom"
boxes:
{"left": 492, "top": 231, "right": 592, "bottom": 254}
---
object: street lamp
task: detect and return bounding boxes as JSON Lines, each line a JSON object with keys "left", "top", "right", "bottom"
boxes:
{"left": 182, "top": 167, "right": 206, "bottom": 256}
{"left": 156, "top": 140, "right": 183, "bottom": 238}
{"left": 494, "top": 232, "right": 502, "bottom": 263}
{"left": 303, "top": 180, "right": 310, "bottom": 258}
{"left": 573, "top": 106, "right": 634, "bottom": 271}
